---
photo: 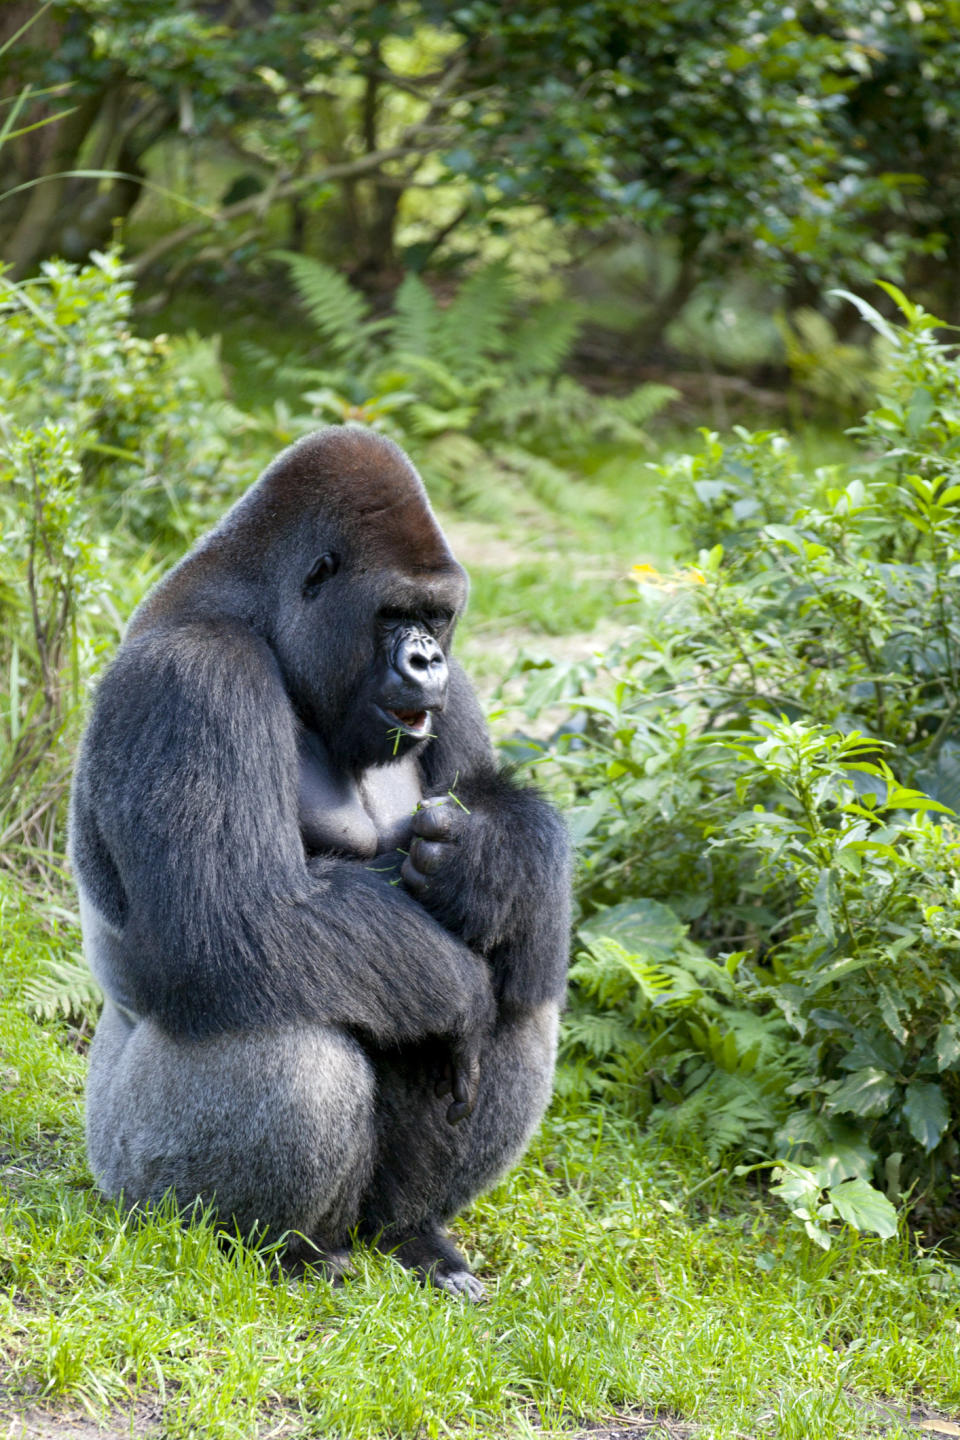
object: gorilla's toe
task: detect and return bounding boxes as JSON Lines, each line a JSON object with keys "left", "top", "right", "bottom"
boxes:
{"left": 432, "top": 1266, "right": 487, "bottom": 1303}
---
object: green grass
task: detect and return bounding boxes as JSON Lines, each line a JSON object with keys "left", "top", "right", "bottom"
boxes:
{"left": 3, "top": 882, "right": 960, "bottom": 1439}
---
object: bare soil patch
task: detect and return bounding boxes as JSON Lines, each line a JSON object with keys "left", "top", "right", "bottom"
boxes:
{"left": 1, "top": 1399, "right": 161, "bottom": 1440}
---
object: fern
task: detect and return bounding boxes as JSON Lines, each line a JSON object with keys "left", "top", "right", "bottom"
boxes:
{"left": 650, "top": 1069, "right": 789, "bottom": 1162}
{"left": 509, "top": 300, "right": 581, "bottom": 380}
{"left": 417, "top": 433, "right": 522, "bottom": 521}
{"left": 612, "top": 382, "right": 681, "bottom": 428}
{"left": 777, "top": 307, "right": 878, "bottom": 411}
{"left": 275, "top": 251, "right": 377, "bottom": 361}
{"left": 23, "top": 953, "right": 103, "bottom": 1024}
{"left": 483, "top": 377, "right": 677, "bottom": 455}
{"left": 562, "top": 1007, "right": 641, "bottom": 1061}
{"left": 435, "top": 262, "right": 514, "bottom": 378}
{"left": 390, "top": 273, "right": 440, "bottom": 358}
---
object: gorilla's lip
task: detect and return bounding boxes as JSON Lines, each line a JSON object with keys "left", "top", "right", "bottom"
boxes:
{"left": 383, "top": 706, "right": 432, "bottom": 737}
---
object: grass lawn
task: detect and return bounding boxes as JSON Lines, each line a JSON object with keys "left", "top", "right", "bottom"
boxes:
{"left": 3, "top": 414, "right": 954, "bottom": 1440}
{"left": 4, "top": 887, "right": 960, "bottom": 1440}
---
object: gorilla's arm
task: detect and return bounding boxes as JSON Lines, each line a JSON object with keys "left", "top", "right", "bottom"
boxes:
{"left": 410, "top": 661, "right": 571, "bottom": 1013}
{"left": 69, "top": 622, "right": 493, "bottom": 1048}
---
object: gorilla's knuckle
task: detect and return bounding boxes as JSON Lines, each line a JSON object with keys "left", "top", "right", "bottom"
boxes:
{"left": 411, "top": 837, "right": 447, "bottom": 874}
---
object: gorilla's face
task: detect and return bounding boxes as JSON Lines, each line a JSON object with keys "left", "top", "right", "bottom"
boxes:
{"left": 277, "top": 541, "right": 467, "bottom": 774}
{"left": 221, "top": 426, "right": 468, "bottom": 773}
{"left": 359, "top": 603, "right": 459, "bottom": 761}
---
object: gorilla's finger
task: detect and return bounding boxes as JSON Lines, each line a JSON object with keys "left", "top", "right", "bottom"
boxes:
{"left": 446, "top": 1041, "right": 481, "bottom": 1125}
{"left": 412, "top": 800, "right": 462, "bottom": 841}
{"left": 409, "top": 837, "right": 448, "bottom": 875}
{"left": 400, "top": 854, "right": 430, "bottom": 895}
{"left": 434, "top": 1059, "right": 454, "bottom": 1098}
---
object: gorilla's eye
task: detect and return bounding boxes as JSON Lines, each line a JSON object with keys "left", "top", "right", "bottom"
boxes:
{"left": 302, "top": 552, "right": 340, "bottom": 599}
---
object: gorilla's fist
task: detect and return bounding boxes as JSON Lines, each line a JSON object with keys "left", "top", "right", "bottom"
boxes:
{"left": 401, "top": 795, "right": 467, "bottom": 898}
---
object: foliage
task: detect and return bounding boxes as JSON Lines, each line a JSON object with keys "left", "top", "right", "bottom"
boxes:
{"left": 516, "top": 287, "right": 960, "bottom": 1239}
{"left": 265, "top": 253, "right": 677, "bottom": 520}
{"left": 7, "top": 0, "right": 960, "bottom": 334}
{"left": 1, "top": 250, "right": 248, "bottom": 538}
{"left": 777, "top": 307, "right": 881, "bottom": 417}
{"left": 6, "top": 866, "right": 960, "bottom": 1437}
{"left": 0, "top": 249, "right": 249, "bottom": 875}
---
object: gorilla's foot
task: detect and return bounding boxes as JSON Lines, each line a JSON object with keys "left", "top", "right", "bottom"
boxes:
{"left": 282, "top": 1235, "right": 354, "bottom": 1284}
{"left": 378, "top": 1223, "right": 487, "bottom": 1303}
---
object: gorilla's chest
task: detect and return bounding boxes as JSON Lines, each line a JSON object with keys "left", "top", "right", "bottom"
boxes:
{"left": 298, "top": 730, "right": 422, "bottom": 859}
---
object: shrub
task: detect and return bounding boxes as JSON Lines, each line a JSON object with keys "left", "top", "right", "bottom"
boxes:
{"left": 1, "top": 251, "right": 250, "bottom": 542}
{"left": 517, "top": 286, "right": 960, "bottom": 1237}
{"left": 0, "top": 252, "right": 249, "bottom": 878}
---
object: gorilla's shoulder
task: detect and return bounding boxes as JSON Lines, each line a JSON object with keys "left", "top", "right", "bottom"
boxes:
{"left": 93, "top": 618, "right": 290, "bottom": 740}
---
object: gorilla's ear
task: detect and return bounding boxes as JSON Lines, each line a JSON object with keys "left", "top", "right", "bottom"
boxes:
{"left": 302, "top": 552, "right": 340, "bottom": 598}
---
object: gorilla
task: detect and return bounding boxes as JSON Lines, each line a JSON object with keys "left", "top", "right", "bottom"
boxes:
{"left": 69, "top": 426, "right": 571, "bottom": 1300}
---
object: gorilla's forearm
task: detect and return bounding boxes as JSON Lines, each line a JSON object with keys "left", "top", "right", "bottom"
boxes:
{"left": 105, "top": 855, "right": 494, "bottom": 1047}
{"left": 71, "top": 631, "right": 493, "bottom": 1050}
{"left": 408, "top": 772, "right": 572, "bottom": 1012}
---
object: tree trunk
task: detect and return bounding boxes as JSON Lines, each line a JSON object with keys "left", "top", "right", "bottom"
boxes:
{"left": 2, "top": 85, "right": 107, "bottom": 275}
{"left": 632, "top": 236, "right": 702, "bottom": 357}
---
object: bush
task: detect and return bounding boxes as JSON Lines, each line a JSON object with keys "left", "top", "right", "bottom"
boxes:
{"left": 1, "top": 251, "right": 250, "bottom": 542}
{"left": 517, "top": 286, "right": 960, "bottom": 1237}
{"left": 0, "top": 252, "right": 250, "bottom": 878}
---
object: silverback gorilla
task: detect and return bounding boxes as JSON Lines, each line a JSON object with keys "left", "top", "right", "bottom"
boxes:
{"left": 70, "top": 426, "right": 571, "bottom": 1300}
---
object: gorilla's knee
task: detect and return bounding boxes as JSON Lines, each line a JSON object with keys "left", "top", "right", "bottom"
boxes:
{"left": 87, "top": 1010, "right": 375, "bottom": 1245}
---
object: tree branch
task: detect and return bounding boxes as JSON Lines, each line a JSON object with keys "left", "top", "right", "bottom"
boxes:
{"left": 130, "top": 136, "right": 449, "bottom": 277}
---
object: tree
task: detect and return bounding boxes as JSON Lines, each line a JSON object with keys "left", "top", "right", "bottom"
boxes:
{"left": 3, "top": 0, "right": 959, "bottom": 336}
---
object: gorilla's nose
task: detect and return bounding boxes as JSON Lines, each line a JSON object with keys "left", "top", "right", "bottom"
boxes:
{"left": 394, "top": 631, "right": 448, "bottom": 709}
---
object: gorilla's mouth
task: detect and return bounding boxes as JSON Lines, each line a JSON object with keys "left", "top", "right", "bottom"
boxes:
{"left": 385, "top": 707, "right": 431, "bottom": 737}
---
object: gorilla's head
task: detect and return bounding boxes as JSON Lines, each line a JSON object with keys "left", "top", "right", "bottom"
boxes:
{"left": 142, "top": 427, "right": 469, "bottom": 773}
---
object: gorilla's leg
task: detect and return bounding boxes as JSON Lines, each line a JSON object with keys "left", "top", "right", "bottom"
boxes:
{"left": 359, "top": 1001, "right": 560, "bottom": 1297}
{"left": 86, "top": 1000, "right": 375, "bottom": 1256}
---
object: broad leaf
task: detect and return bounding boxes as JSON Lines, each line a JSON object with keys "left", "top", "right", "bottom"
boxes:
{"left": 828, "top": 1067, "right": 896, "bottom": 1117}
{"left": 903, "top": 1081, "right": 949, "bottom": 1152}
{"left": 936, "top": 1023, "right": 960, "bottom": 1072}
{"left": 828, "top": 1178, "right": 898, "bottom": 1239}
{"left": 579, "top": 898, "right": 686, "bottom": 961}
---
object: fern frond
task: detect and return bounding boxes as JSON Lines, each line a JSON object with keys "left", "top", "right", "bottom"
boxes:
{"left": 236, "top": 339, "right": 334, "bottom": 393}
{"left": 275, "top": 251, "right": 373, "bottom": 359}
{"left": 390, "top": 273, "right": 439, "bottom": 358}
{"left": 23, "top": 954, "right": 103, "bottom": 1024}
{"left": 436, "top": 262, "right": 515, "bottom": 377}
{"left": 508, "top": 300, "right": 581, "bottom": 380}
{"left": 387, "top": 350, "right": 479, "bottom": 404}
{"left": 561, "top": 1008, "right": 640, "bottom": 1061}
{"left": 613, "top": 383, "right": 680, "bottom": 427}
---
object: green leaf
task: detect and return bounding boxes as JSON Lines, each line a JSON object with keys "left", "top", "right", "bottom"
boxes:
{"left": 829, "top": 289, "right": 899, "bottom": 344}
{"left": 903, "top": 1081, "right": 949, "bottom": 1152}
{"left": 828, "top": 1067, "right": 897, "bottom": 1118}
{"left": 579, "top": 898, "right": 686, "bottom": 961}
{"left": 828, "top": 1178, "right": 898, "bottom": 1239}
{"left": 812, "top": 868, "right": 838, "bottom": 944}
{"left": 935, "top": 1023, "right": 960, "bottom": 1072}
{"left": 905, "top": 386, "right": 936, "bottom": 438}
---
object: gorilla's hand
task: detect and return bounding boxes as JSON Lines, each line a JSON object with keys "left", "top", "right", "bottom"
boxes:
{"left": 434, "top": 1029, "right": 482, "bottom": 1125}
{"left": 401, "top": 795, "right": 467, "bottom": 899}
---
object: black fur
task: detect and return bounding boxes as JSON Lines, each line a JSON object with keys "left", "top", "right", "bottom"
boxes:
{"left": 71, "top": 426, "right": 571, "bottom": 1297}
